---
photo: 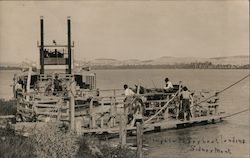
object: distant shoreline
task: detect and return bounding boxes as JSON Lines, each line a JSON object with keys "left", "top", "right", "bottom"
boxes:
{"left": 1, "top": 64, "right": 249, "bottom": 71}
{"left": 90, "top": 64, "right": 250, "bottom": 70}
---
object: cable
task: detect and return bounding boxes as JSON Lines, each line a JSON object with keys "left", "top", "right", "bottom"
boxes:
{"left": 222, "top": 108, "right": 250, "bottom": 118}
{"left": 195, "top": 74, "right": 250, "bottom": 106}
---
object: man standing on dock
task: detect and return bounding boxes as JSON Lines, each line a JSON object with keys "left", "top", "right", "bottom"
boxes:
{"left": 179, "top": 86, "right": 192, "bottom": 121}
{"left": 123, "top": 84, "right": 135, "bottom": 124}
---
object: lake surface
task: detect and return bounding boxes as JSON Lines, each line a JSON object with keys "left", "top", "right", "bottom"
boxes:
{"left": 0, "top": 69, "right": 249, "bottom": 158}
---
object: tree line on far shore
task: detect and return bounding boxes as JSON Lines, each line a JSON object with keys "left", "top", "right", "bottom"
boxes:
{"left": 0, "top": 62, "right": 249, "bottom": 70}
{"left": 92, "top": 62, "right": 250, "bottom": 70}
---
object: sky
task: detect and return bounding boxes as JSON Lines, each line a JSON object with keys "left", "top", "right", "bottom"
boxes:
{"left": 0, "top": 1, "right": 249, "bottom": 64}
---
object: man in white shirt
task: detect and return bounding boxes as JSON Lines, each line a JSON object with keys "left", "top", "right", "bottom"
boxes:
{"left": 164, "top": 78, "right": 174, "bottom": 92}
{"left": 179, "top": 86, "right": 192, "bottom": 121}
{"left": 123, "top": 84, "right": 135, "bottom": 124}
{"left": 124, "top": 84, "right": 135, "bottom": 96}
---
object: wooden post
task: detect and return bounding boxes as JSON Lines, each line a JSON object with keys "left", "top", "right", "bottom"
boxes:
{"left": 119, "top": 114, "right": 127, "bottom": 147}
{"left": 113, "top": 89, "right": 117, "bottom": 126}
{"left": 110, "top": 96, "right": 116, "bottom": 127}
{"left": 75, "top": 117, "right": 82, "bottom": 135}
{"left": 177, "top": 100, "right": 181, "bottom": 120}
{"left": 57, "top": 105, "right": 61, "bottom": 121}
{"left": 215, "top": 105, "right": 218, "bottom": 115}
{"left": 164, "top": 107, "right": 169, "bottom": 120}
{"left": 70, "top": 92, "right": 75, "bottom": 131}
{"left": 26, "top": 67, "right": 32, "bottom": 101}
{"left": 178, "top": 81, "right": 182, "bottom": 93}
{"left": 89, "top": 98, "right": 96, "bottom": 129}
{"left": 136, "top": 83, "right": 140, "bottom": 94}
{"left": 66, "top": 101, "right": 70, "bottom": 120}
{"left": 100, "top": 99, "right": 104, "bottom": 128}
{"left": 57, "top": 99, "right": 62, "bottom": 121}
{"left": 136, "top": 122, "right": 143, "bottom": 158}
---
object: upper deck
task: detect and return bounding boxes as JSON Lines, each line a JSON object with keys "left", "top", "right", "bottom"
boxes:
{"left": 38, "top": 16, "right": 73, "bottom": 74}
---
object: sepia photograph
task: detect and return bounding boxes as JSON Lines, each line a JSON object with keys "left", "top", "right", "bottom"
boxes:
{"left": 0, "top": 0, "right": 249, "bottom": 158}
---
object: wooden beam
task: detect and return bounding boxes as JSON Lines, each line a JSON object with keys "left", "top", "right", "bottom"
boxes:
{"left": 136, "top": 122, "right": 143, "bottom": 158}
{"left": 70, "top": 92, "right": 75, "bottom": 131}
{"left": 119, "top": 114, "right": 127, "bottom": 147}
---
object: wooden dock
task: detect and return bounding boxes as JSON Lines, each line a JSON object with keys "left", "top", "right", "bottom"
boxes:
{"left": 79, "top": 113, "right": 226, "bottom": 135}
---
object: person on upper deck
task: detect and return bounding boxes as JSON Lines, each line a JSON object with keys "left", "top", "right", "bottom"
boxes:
{"left": 164, "top": 78, "right": 174, "bottom": 92}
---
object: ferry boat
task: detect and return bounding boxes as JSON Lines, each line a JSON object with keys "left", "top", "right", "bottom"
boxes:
{"left": 12, "top": 17, "right": 225, "bottom": 134}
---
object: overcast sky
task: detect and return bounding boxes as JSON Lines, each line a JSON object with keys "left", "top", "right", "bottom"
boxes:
{"left": 0, "top": 1, "right": 249, "bottom": 64}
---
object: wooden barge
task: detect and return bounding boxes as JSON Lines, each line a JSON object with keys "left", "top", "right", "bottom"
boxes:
{"left": 12, "top": 17, "right": 225, "bottom": 135}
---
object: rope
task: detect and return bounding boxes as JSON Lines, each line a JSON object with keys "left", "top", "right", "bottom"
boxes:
{"left": 222, "top": 108, "right": 250, "bottom": 118}
{"left": 130, "top": 74, "right": 249, "bottom": 125}
{"left": 195, "top": 74, "right": 250, "bottom": 106}
{"left": 144, "top": 91, "right": 179, "bottom": 125}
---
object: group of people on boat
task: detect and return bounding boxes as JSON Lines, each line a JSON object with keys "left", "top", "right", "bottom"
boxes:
{"left": 44, "top": 49, "right": 64, "bottom": 58}
{"left": 123, "top": 77, "right": 193, "bottom": 125}
{"left": 163, "top": 78, "right": 192, "bottom": 121}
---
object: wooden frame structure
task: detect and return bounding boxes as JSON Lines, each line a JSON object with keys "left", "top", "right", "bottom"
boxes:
{"left": 15, "top": 87, "right": 224, "bottom": 135}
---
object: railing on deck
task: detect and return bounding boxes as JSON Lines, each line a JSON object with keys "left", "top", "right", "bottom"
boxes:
{"left": 17, "top": 87, "right": 220, "bottom": 134}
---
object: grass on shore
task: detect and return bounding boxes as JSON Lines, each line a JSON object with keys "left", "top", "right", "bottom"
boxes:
{"left": 0, "top": 99, "right": 136, "bottom": 158}
{"left": 0, "top": 99, "right": 17, "bottom": 115}
{"left": 0, "top": 128, "right": 35, "bottom": 158}
{"left": 0, "top": 123, "right": 136, "bottom": 158}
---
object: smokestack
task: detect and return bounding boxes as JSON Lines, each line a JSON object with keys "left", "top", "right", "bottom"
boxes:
{"left": 40, "top": 16, "right": 44, "bottom": 74}
{"left": 67, "top": 16, "right": 72, "bottom": 74}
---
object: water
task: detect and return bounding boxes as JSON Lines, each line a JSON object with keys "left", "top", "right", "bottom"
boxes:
{"left": 0, "top": 69, "right": 249, "bottom": 158}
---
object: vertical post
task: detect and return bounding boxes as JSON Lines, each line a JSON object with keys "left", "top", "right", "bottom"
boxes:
{"left": 66, "top": 101, "right": 70, "bottom": 120}
{"left": 70, "top": 92, "right": 75, "bottom": 131}
{"left": 164, "top": 107, "right": 169, "bottom": 120}
{"left": 57, "top": 106, "right": 61, "bottom": 121}
{"left": 40, "top": 16, "right": 44, "bottom": 74}
{"left": 26, "top": 67, "right": 32, "bottom": 101}
{"left": 178, "top": 81, "right": 182, "bottom": 93}
{"left": 94, "top": 73, "right": 97, "bottom": 89}
{"left": 89, "top": 98, "right": 96, "bottom": 128}
{"left": 57, "top": 100, "right": 61, "bottom": 121}
{"left": 75, "top": 117, "right": 82, "bottom": 135}
{"left": 215, "top": 105, "right": 218, "bottom": 115}
{"left": 67, "top": 17, "right": 72, "bottom": 74}
{"left": 100, "top": 99, "right": 104, "bottom": 128}
{"left": 109, "top": 90, "right": 116, "bottom": 127}
{"left": 113, "top": 89, "right": 117, "bottom": 126}
{"left": 119, "top": 114, "right": 126, "bottom": 147}
{"left": 136, "top": 122, "right": 143, "bottom": 158}
{"left": 177, "top": 81, "right": 182, "bottom": 120}
{"left": 137, "top": 83, "right": 140, "bottom": 94}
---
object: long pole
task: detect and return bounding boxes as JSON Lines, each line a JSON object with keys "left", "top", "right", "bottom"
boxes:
{"left": 67, "top": 17, "right": 72, "bottom": 74}
{"left": 40, "top": 16, "right": 44, "bottom": 74}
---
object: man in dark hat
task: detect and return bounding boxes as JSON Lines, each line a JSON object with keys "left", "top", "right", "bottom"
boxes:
{"left": 164, "top": 77, "right": 174, "bottom": 92}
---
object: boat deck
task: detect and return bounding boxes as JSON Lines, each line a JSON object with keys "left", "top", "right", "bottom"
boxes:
{"left": 80, "top": 113, "right": 226, "bottom": 134}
